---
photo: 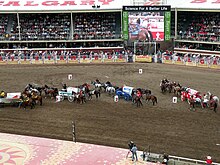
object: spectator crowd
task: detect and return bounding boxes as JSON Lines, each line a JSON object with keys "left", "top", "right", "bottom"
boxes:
{"left": 0, "top": 13, "right": 120, "bottom": 41}
{"left": 178, "top": 12, "right": 220, "bottom": 42}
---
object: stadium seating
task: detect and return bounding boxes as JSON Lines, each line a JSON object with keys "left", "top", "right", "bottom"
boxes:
{"left": 0, "top": 14, "right": 8, "bottom": 40}
{"left": 18, "top": 13, "right": 71, "bottom": 40}
{"left": 73, "top": 13, "right": 118, "bottom": 40}
{"left": 0, "top": 13, "right": 120, "bottom": 41}
{"left": 1, "top": 12, "right": 219, "bottom": 44}
{"left": 178, "top": 12, "right": 220, "bottom": 42}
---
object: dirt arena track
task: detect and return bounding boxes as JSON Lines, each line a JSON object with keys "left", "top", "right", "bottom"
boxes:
{"left": 0, "top": 63, "right": 220, "bottom": 162}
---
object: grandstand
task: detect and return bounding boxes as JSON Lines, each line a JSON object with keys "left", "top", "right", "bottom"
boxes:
{"left": 0, "top": 0, "right": 219, "bottom": 163}
{"left": 0, "top": 0, "right": 219, "bottom": 55}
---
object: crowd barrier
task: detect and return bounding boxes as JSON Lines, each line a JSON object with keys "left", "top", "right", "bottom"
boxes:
{"left": 162, "top": 55, "right": 220, "bottom": 69}
{"left": 135, "top": 55, "right": 152, "bottom": 63}
{"left": 0, "top": 55, "right": 128, "bottom": 65}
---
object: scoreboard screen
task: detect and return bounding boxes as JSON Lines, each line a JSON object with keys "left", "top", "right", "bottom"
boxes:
{"left": 122, "top": 6, "right": 171, "bottom": 42}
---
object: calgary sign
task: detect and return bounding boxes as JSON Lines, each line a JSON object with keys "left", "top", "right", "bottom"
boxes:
{"left": 166, "top": 0, "right": 220, "bottom": 9}
{"left": 0, "top": 0, "right": 128, "bottom": 11}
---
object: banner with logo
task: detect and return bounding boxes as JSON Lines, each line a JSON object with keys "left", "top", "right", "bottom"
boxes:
{"left": 135, "top": 55, "right": 152, "bottom": 63}
{"left": 122, "top": 11, "right": 129, "bottom": 40}
{"left": 164, "top": 11, "right": 171, "bottom": 41}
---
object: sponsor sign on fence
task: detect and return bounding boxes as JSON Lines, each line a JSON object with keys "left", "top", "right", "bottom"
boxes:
{"left": 135, "top": 55, "right": 152, "bottom": 63}
{"left": 162, "top": 55, "right": 220, "bottom": 69}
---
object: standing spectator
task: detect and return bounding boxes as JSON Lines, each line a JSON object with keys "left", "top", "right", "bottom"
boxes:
{"left": 126, "top": 141, "right": 134, "bottom": 158}
{"left": 131, "top": 144, "right": 138, "bottom": 161}
{"left": 206, "top": 156, "right": 212, "bottom": 165}
{"left": 162, "top": 153, "right": 169, "bottom": 165}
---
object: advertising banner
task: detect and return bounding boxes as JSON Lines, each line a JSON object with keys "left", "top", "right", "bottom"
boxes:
{"left": 122, "top": 11, "right": 129, "bottom": 40}
{"left": 164, "top": 11, "right": 171, "bottom": 41}
{"left": 135, "top": 55, "right": 152, "bottom": 63}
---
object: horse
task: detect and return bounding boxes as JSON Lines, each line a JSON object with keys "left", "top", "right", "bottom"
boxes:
{"left": 132, "top": 96, "right": 143, "bottom": 107}
{"left": 75, "top": 92, "right": 86, "bottom": 104}
{"left": 91, "top": 81, "right": 104, "bottom": 90}
{"left": 88, "top": 89, "right": 101, "bottom": 100}
{"left": 106, "top": 86, "right": 116, "bottom": 95}
{"left": 146, "top": 94, "right": 157, "bottom": 105}
{"left": 31, "top": 91, "right": 43, "bottom": 106}
{"left": 160, "top": 82, "right": 167, "bottom": 93}
{"left": 203, "top": 92, "right": 219, "bottom": 112}
{"left": 188, "top": 95, "right": 203, "bottom": 111}
{"left": 43, "top": 85, "right": 58, "bottom": 99}
{"left": 188, "top": 96, "right": 196, "bottom": 111}
{"left": 173, "top": 84, "right": 182, "bottom": 96}
{"left": 129, "top": 27, "right": 153, "bottom": 42}
{"left": 25, "top": 84, "right": 42, "bottom": 95}
{"left": 136, "top": 88, "right": 151, "bottom": 95}
{"left": 210, "top": 99, "right": 218, "bottom": 113}
{"left": 19, "top": 95, "right": 35, "bottom": 110}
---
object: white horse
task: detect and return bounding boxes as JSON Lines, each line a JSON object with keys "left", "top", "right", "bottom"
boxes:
{"left": 206, "top": 91, "right": 219, "bottom": 103}
{"left": 203, "top": 91, "right": 219, "bottom": 108}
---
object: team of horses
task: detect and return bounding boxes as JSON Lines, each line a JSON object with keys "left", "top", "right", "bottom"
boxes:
{"left": 160, "top": 79, "right": 219, "bottom": 112}
{"left": 91, "top": 79, "right": 158, "bottom": 107}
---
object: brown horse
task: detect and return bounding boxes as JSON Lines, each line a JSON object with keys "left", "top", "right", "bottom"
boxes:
{"left": 133, "top": 96, "right": 143, "bottom": 107}
{"left": 146, "top": 94, "right": 157, "bottom": 105}
{"left": 43, "top": 85, "right": 58, "bottom": 99}
{"left": 75, "top": 93, "right": 86, "bottom": 104}
{"left": 209, "top": 99, "right": 218, "bottom": 113}
{"left": 31, "top": 92, "right": 43, "bottom": 106}
{"left": 19, "top": 95, "right": 35, "bottom": 110}
{"left": 129, "top": 28, "right": 153, "bottom": 42}
{"left": 160, "top": 83, "right": 167, "bottom": 93}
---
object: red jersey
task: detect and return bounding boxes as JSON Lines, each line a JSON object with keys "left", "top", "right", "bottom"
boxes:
{"left": 206, "top": 159, "right": 212, "bottom": 164}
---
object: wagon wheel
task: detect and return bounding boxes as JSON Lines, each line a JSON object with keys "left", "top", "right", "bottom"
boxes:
{"left": 60, "top": 95, "right": 65, "bottom": 101}
{"left": 68, "top": 96, "right": 74, "bottom": 102}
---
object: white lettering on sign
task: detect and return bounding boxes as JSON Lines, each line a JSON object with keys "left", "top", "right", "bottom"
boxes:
{"left": 166, "top": 0, "right": 220, "bottom": 8}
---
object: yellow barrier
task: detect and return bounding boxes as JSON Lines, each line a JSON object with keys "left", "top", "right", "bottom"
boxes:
{"left": 197, "top": 64, "right": 208, "bottom": 68}
{"left": 186, "top": 62, "right": 196, "bottom": 66}
{"left": 175, "top": 61, "right": 184, "bottom": 65}
{"left": 135, "top": 55, "right": 152, "bottom": 63}
{"left": 164, "top": 60, "right": 172, "bottom": 64}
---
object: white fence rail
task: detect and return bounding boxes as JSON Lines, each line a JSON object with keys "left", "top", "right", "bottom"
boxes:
{"left": 169, "top": 155, "right": 219, "bottom": 165}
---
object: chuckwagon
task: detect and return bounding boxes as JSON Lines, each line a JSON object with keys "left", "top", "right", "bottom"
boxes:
{"left": 181, "top": 88, "right": 202, "bottom": 101}
{"left": 0, "top": 92, "right": 22, "bottom": 108}
{"left": 58, "top": 87, "right": 80, "bottom": 102}
{"left": 116, "top": 86, "right": 134, "bottom": 101}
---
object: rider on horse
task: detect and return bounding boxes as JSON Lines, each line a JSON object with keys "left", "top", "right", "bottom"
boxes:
{"left": 96, "top": 79, "right": 100, "bottom": 84}
{"left": 62, "top": 83, "right": 67, "bottom": 92}
{"left": 0, "top": 91, "right": 6, "bottom": 98}
{"left": 136, "top": 89, "right": 142, "bottom": 99}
